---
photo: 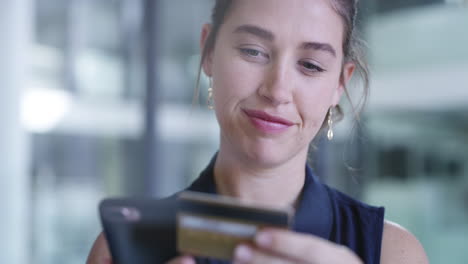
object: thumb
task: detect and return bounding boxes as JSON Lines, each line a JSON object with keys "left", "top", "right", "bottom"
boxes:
{"left": 166, "top": 255, "right": 195, "bottom": 264}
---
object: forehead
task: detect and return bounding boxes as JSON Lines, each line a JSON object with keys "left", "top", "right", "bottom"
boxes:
{"left": 222, "top": 0, "right": 345, "bottom": 55}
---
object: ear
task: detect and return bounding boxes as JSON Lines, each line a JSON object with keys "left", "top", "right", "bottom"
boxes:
{"left": 332, "top": 62, "right": 355, "bottom": 106}
{"left": 200, "top": 23, "right": 214, "bottom": 77}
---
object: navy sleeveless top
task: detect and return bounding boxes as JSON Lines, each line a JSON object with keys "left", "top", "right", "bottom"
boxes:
{"left": 184, "top": 156, "right": 385, "bottom": 264}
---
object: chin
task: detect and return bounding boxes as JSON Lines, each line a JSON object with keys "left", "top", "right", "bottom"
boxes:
{"left": 241, "top": 142, "right": 296, "bottom": 168}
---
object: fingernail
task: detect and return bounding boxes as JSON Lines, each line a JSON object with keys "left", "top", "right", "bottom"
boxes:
{"left": 234, "top": 245, "right": 252, "bottom": 262}
{"left": 181, "top": 256, "right": 195, "bottom": 264}
{"left": 255, "top": 231, "right": 272, "bottom": 247}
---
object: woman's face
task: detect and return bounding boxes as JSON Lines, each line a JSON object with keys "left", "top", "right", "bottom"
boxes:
{"left": 202, "top": 0, "right": 354, "bottom": 167}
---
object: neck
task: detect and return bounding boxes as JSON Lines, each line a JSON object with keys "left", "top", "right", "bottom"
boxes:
{"left": 213, "top": 147, "right": 308, "bottom": 208}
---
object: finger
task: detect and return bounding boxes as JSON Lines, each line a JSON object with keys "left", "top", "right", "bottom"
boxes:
{"left": 233, "top": 244, "right": 296, "bottom": 264}
{"left": 165, "top": 255, "right": 196, "bottom": 264}
{"left": 254, "top": 228, "right": 362, "bottom": 264}
{"left": 255, "top": 228, "right": 332, "bottom": 260}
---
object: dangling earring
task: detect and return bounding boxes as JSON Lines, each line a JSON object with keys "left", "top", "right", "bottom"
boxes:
{"left": 327, "top": 107, "right": 334, "bottom": 141}
{"left": 207, "top": 78, "right": 214, "bottom": 110}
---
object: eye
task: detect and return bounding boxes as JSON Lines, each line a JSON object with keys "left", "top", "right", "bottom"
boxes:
{"left": 238, "top": 47, "right": 269, "bottom": 61}
{"left": 241, "top": 48, "right": 262, "bottom": 57}
{"left": 299, "top": 60, "right": 325, "bottom": 73}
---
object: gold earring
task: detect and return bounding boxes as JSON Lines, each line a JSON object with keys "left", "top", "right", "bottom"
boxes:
{"left": 207, "top": 78, "right": 214, "bottom": 110}
{"left": 327, "top": 107, "right": 334, "bottom": 141}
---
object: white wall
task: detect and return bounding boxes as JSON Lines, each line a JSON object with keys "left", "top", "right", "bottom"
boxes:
{"left": 0, "top": 0, "right": 33, "bottom": 263}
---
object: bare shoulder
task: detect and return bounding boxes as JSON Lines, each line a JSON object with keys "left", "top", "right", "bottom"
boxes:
{"left": 86, "top": 232, "right": 111, "bottom": 264}
{"left": 380, "top": 220, "right": 429, "bottom": 264}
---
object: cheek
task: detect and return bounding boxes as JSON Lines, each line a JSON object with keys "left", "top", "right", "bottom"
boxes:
{"left": 211, "top": 52, "right": 264, "bottom": 107}
{"left": 296, "top": 79, "right": 338, "bottom": 130}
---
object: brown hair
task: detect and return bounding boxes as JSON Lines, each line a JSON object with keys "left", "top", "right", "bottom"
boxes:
{"left": 194, "top": 0, "right": 369, "bottom": 128}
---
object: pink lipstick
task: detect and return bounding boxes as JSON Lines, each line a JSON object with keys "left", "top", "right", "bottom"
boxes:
{"left": 243, "top": 109, "right": 295, "bottom": 134}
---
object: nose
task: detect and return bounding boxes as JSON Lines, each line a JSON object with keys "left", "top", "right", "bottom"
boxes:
{"left": 258, "top": 60, "right": 293, "bottom": 106}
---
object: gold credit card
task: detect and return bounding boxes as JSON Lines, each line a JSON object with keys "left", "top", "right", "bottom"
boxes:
{"left": 176, "top": 191, "right": 293, "bottom": 260}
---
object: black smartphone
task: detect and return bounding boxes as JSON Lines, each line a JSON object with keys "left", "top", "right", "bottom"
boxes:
{"left": 99, "top": 192, "right": 292, "bottom": 263}
{"left": 99, "top": 196, "right": 179, "bottom": 264}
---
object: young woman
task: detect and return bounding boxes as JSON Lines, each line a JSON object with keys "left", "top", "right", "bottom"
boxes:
{"left": 87, "top": 0, "right": 429, "bottom": 263}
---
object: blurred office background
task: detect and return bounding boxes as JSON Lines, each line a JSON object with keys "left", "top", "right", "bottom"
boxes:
{"left": 0, "top": 0, "right": 467, "bottom": 263}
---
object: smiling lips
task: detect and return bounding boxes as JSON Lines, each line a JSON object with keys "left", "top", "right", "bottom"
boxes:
{"left": 243, "top": 109, "right": 295, "bottom": 134}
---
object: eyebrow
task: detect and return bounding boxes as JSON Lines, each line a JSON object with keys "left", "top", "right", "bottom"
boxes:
{"left": 301, "top": 42, "right": 336, "bottom": 57}
{"left": 233, "top": 24, "right": 275, "bottom": 42}
{"left": 233, "top": 24, "right": 337, "bottom": 58}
